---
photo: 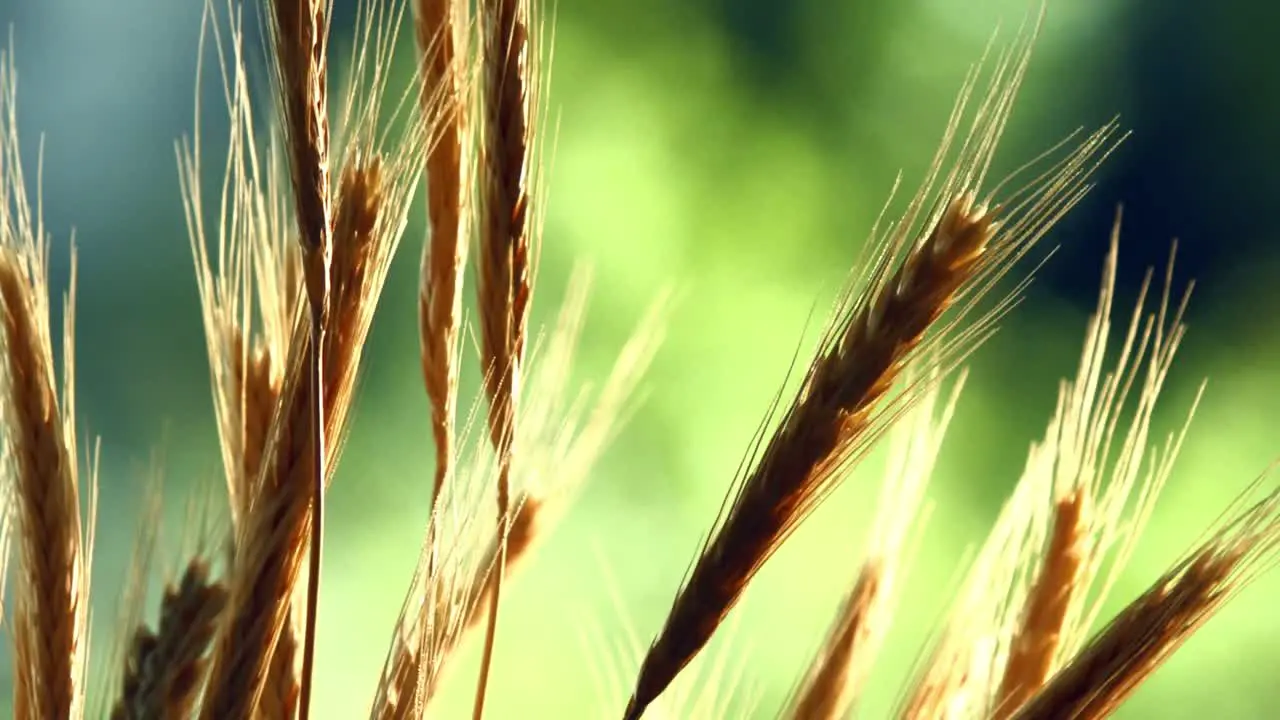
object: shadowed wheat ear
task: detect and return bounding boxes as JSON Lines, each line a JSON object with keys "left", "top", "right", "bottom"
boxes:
{"left": 0, "top": 47, "right": 96, "bottom": 720}
{"left": 371, "top": 269, "right": 667, "bottom": 718}
{"left": 785, "top": 372, "right": 964, "bottom": 720}
{"left": 623, "top": 9, "right": 1122, "bottom": 717}
{"left": 898, "top": 226, "right": 1198, "bottom": 719}
{"left": 987, "top": 220, "right": 1200, "bottom": 719}
{"left": 108, "top": 558, "right": 228, "bottom": 719}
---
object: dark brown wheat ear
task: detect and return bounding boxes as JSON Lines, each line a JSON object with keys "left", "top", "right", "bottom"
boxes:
{"left": 623, "top": 10, "right": 1122, "bottom": 717}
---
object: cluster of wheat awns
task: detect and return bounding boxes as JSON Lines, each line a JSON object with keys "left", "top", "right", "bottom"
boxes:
{"left": 0, "top": 0, "right": 1275, "bottom": 718}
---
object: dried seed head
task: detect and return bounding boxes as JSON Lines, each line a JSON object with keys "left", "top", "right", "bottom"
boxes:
{"left": 1013, "top": 469, "right": 1280, "bottom": 719}
{"left": 373, "top": 271, "right": 667, "bottom": 718}
{"left": 625, "top": 10, "right": 1123, "bottom": 715}
{"left": 902, "top": 224, "right": 1198, "bottom": 719}
{"left": 0, "top": 49, "right": 92, "bottom": 720}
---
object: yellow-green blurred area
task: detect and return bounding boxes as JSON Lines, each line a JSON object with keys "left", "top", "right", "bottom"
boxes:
{"left": 1, "top": 0, "right": 1278, "bottom": 717}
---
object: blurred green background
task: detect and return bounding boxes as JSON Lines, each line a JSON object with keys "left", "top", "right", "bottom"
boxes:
{"left": 1, "top": 0, "right": 1279, "bottom": 717}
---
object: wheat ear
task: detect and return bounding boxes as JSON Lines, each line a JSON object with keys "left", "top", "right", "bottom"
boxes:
{"left": 0, "top": 46, "right": 92, "bottom": 720}
{"left": 1011, "top": 468, "right": 1280, "bottom": 719}
{"left": 181, "top": 1, "right": 298, "bottom": 533}
{"left": 181, "top": 5, "right": 307, "bottom": 714}
{"left": 198, "top": 159, "right": 384, "bottom": 720}
{"left": 993, "top": 490, "right": 1087, "bottom": 719}
{"left": 371, "top": 271, "right": 666, "bottom": 718}
{"left": 471, "top": 0, "right": 545, "bottom": 712}
{"left": 109, "top": 559, "right": 228, "bottom": 719}
{"left": 623, "top": 10, "right": 1124, "bottom": 714}
{"left": 787, "top": 373, "right": 963, "bottom": 720}
{"left": 901, "top": 225, "right": 1197, "bottom": 719}
{"left": 199, "top": 0, "right": 431, "bottom": 714}
{"left": 992, "top": 231, "right": 1198, "bottom": 718}
{"left": 416, "top": 0, "right": 472, "bottom": 502}
{"left": 267, "top": 0, "right": 334, "bottom": 714}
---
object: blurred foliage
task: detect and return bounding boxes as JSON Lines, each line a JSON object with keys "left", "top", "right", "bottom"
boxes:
{"left": 0, "top": 0, "right": 1277, "bottom": 717}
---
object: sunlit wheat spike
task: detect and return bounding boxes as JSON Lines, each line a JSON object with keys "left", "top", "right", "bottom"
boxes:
{"left": 181, "top": 0, "right": 298, "bottom": 533}
{"left": 471, "top": 0, "right": 551, "bottom": 712}
{"left": 415, "top": 0, "right": 473, "bottom": 503}
{"left": 371, "top": 270, "right": 667, "bottom": 717}
{"left": 901, "top": 222, "right": 1198, "bottom": 720}
{"left": 1012, "top": 467, "right": 1280, "bottom": 719}
{"left": 196, "top": 0, "right": 431, "bottom": 717}
{"left": 623, "top": 7, "right": 1124, "bottom": 716}
{"left": 786, "top": 373, "right": 964, "bottom": 720}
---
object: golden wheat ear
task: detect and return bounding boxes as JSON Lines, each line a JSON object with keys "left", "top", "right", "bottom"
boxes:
{"left": 1009, "top": 463, "right": 1280, "bottom": 720}
{"left": 180, "top": 3, "right": 308, "bottom": 715}
{"left": 191, "top": 0, "right": 432, "bottom": 717}
{"left": 370, "top": 270, "right": 668, "bottom": 718}
{"left": 180, "top": 0, "right": 299, "bottom": 536}
{"left": 415, "top": 0, "right": 473, "bottom": 504}
{"left": 785, "top": 372, "right": 964, "bottom": 720}
{"left": 0, "top": 46, "right": 95, "bottom": 720}
{"left": 623, "top": 7, "right": 1122, "bottom": 717}
{"left": 899, "top": 221, "right": 1198, "bottom": 719}
{"left": 469, "top": 0, "right": 550, "bottom": 710}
